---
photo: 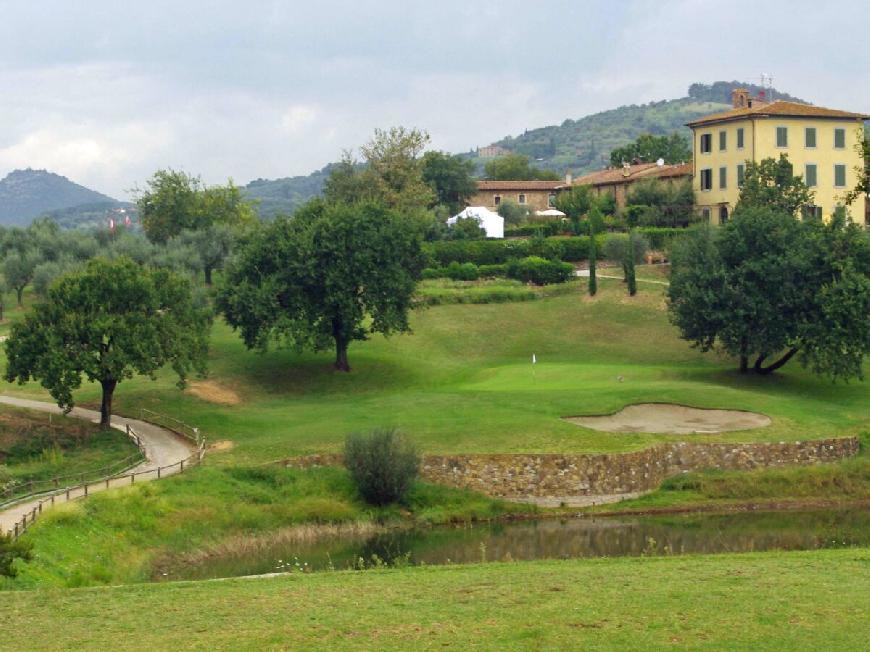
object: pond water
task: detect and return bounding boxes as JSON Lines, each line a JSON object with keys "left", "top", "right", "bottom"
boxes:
{"left": 156, "top": 507, "right": 870, "bottom": 582}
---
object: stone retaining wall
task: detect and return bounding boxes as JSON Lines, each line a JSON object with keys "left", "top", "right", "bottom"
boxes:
{"left": 281, "top": 437, "right": 859, "bottom": 499}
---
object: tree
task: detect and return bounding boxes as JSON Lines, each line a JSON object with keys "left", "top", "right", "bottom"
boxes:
{"left": 137, "top": 169, "right": 256, "bottom": 244}
{"left": 604, "top": 231, "right": 649, "bottom": 285}
{"left": 843, "top": 133, "right": 869, "bottom": 207}
{"left": 668, "top": 206, "right": 870, "bottom": 379}
{"left": 736, "top": 155, "right": 814, "bottom": 217}
{"left": 497, "top": 199, "right": 533, "bottom": 226}
{"left": 359, "top": 127, "right": 435, "bottom": 212}
{"left": 421, "top": 151, "right": 477, "bottom": 214}
{"left": 555, "top": 185, "right": 594, "bottom": 234}
{"left": 217, "top": 201, "right": 424, "bottom": 372}
{"left": 609, "top": 133, "right": 692, "bottom": 166}
{"left": 625, "top": 178, "right": 696, "bottom": 227}
{"left": 625, "top": 231, "right": 638, "bottom": 296}
{"left": 4, "top": 258, "right": 210, "bottom": 426}
{"left": 3, "top": 251, "right": 39, "bottom": 306}
{"left": 484, "top": 153, "right": 560, "bottom": 181}
{"left": 447, "top": 217, "right": 486, "bottom": 240}
{"left": 587, "top": 207, "right": 604, "bottom": 296}
{"left": 180, "top": 223, "right": 235, "bottom": 285}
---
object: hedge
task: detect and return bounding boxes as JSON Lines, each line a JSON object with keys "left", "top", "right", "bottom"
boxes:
{"left": 506, "top": 257, "right": 574, "bottom": 285}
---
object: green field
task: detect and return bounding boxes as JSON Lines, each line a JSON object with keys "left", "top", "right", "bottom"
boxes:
{"left": 2, "top": 549, "right": 868, "bottom": 650}
{"left": 3, "top": 274, "right": 867, "bottom": 465}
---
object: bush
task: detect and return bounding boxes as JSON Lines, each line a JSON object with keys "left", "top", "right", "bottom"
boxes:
{"left": 445, "top": 261, "right": 479, "bottom": 281}
{"left": 344, "top": 428, "right": 420, "bottom": 506}
{"left": 503, "top": 220, "right": 565, "bottom": 238}
{"left": 603, "top": 233, "right": 649, "bottom": 265}
{"left": 0, "top": 534, "right": 32, "bottom": 578}
{"left": 636, "top": 227, "right": 685, "bottom": 251}
{"left": 421, "top": 267, "right": 444, "bottom": 280}
{"left": 478, "top": 264, "right": 507, "bottom": 277}
{"left": 506, "top": 256, "right": 574, "bottom": 285}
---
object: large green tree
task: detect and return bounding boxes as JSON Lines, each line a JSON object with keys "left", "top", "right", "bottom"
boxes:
{"left": 3, "top": 250, "right": 39, "bottom": 306}
{"left": 217, "top": 201, "right": 424, "bottom": 372}
{"left": 843, "top": 133, "right": 869, "bottom": 209}
{"left": 4, "top": 257, "right": 210, "bottom": 426}
{"left": 736, "top": 155, "right": 814, "bottom": 217}
{"left": 625, "top": 178, "right": 696, "bottom": 227}
{"left": 609, "top": 133, "right": 692, "bottom": 167}
{"left": 668, "top": 207, "right": 870, "bottom": 378}
{"left": 484, "top": 153, "right": 560, "bottom": 181}
{"left": 421, "top": 151, "right": 477, "bottom": 214}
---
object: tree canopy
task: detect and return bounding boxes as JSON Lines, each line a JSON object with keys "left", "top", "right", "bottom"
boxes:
{"left": 484, "top": 153, "right": 560, "bottom": 181}
{"left": 4, "top": 257, "right": 210, "bottom": 425}
{"left": 420, "top": 151, "right": 477, "bottom": 214}
{"left": 216, "top": 201, "right": 424, "bottom": 372}
{"left": 736, "top": 155, "right": 814, "bottom": 217}
{"left": 668, "top": 206, "right": 870, "bottom": 379}
{"left": 609, "top": 133, "right": 691, "bottom": 167}
{"left": 625, "top": 178, "right": 696, "bottom": 227}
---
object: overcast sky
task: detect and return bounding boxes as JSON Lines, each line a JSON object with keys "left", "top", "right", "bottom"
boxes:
{"left": 0, "top": 0, "right": 867, "bottom": 199}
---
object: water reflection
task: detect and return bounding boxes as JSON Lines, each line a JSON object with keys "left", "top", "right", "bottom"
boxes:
{"left": 158, "top": 508, "right": 870, "bottom": 581}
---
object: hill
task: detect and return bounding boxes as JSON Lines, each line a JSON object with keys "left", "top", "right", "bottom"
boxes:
{"left": 241, "top": 81, "right": 805, "bottom": 217}
{"left": 479, "top": 81, "right": 807, "bottom": 174}
{"left": 0, "top": 169, "right": 121, "bottom": 226}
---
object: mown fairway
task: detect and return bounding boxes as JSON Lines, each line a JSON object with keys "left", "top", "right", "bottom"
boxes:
{"left": 2, "top": 549, "right": 868, "bottom": 650}
{"left": 2, "top": 275, "right": 868, "bottom": 463}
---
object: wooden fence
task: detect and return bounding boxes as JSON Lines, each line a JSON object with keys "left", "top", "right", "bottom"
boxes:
{"left": 3, "top": 413, "right": 205, "bottom": 541}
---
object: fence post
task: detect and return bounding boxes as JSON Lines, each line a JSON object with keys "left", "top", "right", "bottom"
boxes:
{"left": 14, "top": 522, "right": 18, "bottom": 538}
{"left": 84, "top": 483, "right": 88, "bottom": 497}
{"left": 157, "top": 467, "right": 161, "bottom": 479}
{"left": 180, "top": 459, "right": 184, "bottom": 473}
{"left": 38, "top": 502, "right": 42, "bottom": 514}
{"left": 131, "top": 473, "right": 135, "bottom": 485}
{"left": 106, "top": 477, "right": 110, "bottom": 489}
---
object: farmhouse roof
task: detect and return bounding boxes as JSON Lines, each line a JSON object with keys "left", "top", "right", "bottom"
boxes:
{"left": 572, "top": 162, "right": 691, "bottom": 187}
{"left": 476, "top": 180, "right": 566, "bottom": 191}
{"left": 686, "top": 100, "right": 870, "bottom": 127}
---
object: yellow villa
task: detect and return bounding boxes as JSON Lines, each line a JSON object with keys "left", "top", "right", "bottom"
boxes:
{"left": 687, "top": 89, "right": 868, "bottom": 224}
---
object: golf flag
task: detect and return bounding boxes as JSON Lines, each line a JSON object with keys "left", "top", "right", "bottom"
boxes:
{"left": 532, "top": 353, "right": 537, "bottom": 364}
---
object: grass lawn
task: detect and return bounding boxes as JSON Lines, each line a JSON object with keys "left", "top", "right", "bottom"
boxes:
{"left": 2, "top": 548, "right": 868, "bottom": 650}
{"left": 0, "top": 405, "right": 140, "bottom": 488}
{"left": 1, "top": 275, "right": 867, "bottom": 464}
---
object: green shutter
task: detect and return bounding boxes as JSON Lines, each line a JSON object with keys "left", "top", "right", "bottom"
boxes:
{"left": 737, "top": 128, "right": 744, "bottom": 148}
{"left": 737, "top": 164, "right": 745, "bottom": 187}
{"left": 719, "top": 167, "right": 727, "bottom": 189}
{"left": 805, "top": 164, "right": 817, "bottom": 187}
{"left": 776, "top": 127, "right": 788, "bottom": 147}
{"left": 805, "top": 128, "right": 816, "bottom": 148}
{"left": 834, "top": 128, "right": 846, "bottom": 148}
{"left": 719, "top": 131, "right": 726, "bottom": 151}
{"left": 834, "top": 164, "right": 846, "bottom": 187}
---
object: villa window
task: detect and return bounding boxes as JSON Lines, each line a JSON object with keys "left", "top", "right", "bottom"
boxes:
{"left": 548, "top": 193, "right": 556, "bottom": 207}
{"left": 700, "top": 133, "right": 712, "bottom": 154}
{"left": 805, "top": 127, "right": 817, "bottom": 148}
{"left": 736, "top": 127, "right": 744, "bottom": 149}
{"left": 737, "top": 163, "right": 745, "bottom": 187}
{"left": 834, "top": 128, "right": 846, "bottom": 149}
{"left": 834, "top": 164, "right": 846, "bottom": 188}
{"left": 719, "top": 131, "right": 727, "bottom": 151}
{"left": 805, "top": 164, "right": 818, "bottom": 188}
{"left": 494, "top": 195, "right": 501, "bottom": 206}
{"left": 518, "top": 194, "right": 526, "bottom": 204}
{"left": 776, "top": 126, "right": 788, "bottom": 148}
{"left": 719, "top": 166, "right": 727, "bottom": 189}
{"left": 701, "top": 207, "right": 711, "bottom": 221}
{"left": 700, "top": 168, "right": 713, "bottom": 191}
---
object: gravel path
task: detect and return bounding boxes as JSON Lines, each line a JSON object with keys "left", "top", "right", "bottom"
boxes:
{"left": 0, "top": 395, "right": 195, "bottom": 536}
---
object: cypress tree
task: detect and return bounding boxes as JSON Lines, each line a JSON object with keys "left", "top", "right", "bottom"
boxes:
{"left": 626, "top": 230, "right": 637, "bottom": 296}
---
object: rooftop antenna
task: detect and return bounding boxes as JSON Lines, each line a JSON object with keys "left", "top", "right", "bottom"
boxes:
{"left": 760, "top": 73, "right": 775, "bottom": 101}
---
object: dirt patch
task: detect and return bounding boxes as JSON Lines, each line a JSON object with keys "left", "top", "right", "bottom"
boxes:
{"left": 209, "top": 440, "right": 235, "bottom": 452}
{"left": 185, "top": 381, "right": 240, "bottom": 406}
{"left": 564, "top": 403, "right": 771, "bottom": 434}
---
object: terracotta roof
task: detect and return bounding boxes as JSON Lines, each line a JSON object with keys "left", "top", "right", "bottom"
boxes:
{"left": 476, "top": 180, "right": 565, "bottom": 191}
{"left": 686, "top": 100, "right": 870, "bottom": 127}
{"left": 572, "top": 162, "right": 691, "bottom": 187}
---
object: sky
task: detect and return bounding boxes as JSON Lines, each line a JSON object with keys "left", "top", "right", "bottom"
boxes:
{"left": 0, "top": 0, "right": 867, "bottom": 199}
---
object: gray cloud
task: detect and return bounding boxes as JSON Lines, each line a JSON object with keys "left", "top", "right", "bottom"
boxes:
{"left": 0, "top": 0, "right": 866, "bottom": 198}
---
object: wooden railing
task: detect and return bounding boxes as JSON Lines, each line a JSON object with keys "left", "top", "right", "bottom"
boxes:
{"left": 3, "top": 412, "right": 205, "bottom": 541}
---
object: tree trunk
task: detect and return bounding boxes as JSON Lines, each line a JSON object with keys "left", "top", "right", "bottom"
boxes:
{"left": 16, "top": 287, "right": 23, "bottom": 307}
{"left": 754, "top": 348, "right": 799, "bottom": 375}
{"left": 100, "top": 379, "right": 117, "bottom": 427}
{"left": 739, "top": 355, "right": 749, "bottom": 374}
{"left": 204, "top": 265, "right": 213, "bottom": 286}
{"left": 332, "top": 318, "right": 350, "bottom": 372}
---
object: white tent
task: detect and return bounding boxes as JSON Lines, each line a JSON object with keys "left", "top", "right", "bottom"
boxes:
{"left": 535, "top": 209, "right": 566, "bottom": 218}
{"left": 447, "top": 206, "right": 504, "bottom": 239}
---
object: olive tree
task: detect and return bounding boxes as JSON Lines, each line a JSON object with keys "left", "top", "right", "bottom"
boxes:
{"left": 217, "top": 201, "right": 423, "bottom": 372}
{"left": 4, "top": 257, "right": 210, "bottom": 426}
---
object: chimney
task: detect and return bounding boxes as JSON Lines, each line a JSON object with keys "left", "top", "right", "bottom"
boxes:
{"left": 565, "top": 171, "right": 573, "bottom": 185}
{"left": 731, "top": 88, "right": 750, "bottom": 109}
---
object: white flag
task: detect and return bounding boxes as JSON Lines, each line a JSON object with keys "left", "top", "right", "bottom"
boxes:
{"left": 532, "top": 354, "right": 537, "bottom": 364}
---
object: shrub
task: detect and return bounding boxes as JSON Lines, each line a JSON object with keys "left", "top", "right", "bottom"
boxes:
{"left": 507, "top": 256, "right": 574, "bottom": 285}
{"left": 636, "top": 227, "right": 685, "bottom": 251}
{"left": 445, "top": 261, "right": 479, "bottom": 281}
{"left": 0, "top": 534, "right": 32, "bottom": 578}
{"left": 421, "top": 267, "right": 444, "bottom": 280}
{"left": 478, "top": 264, "right": 507, "bottom": 277}
{"left": 344, "top": 428, "right": 420, "bottom": 506}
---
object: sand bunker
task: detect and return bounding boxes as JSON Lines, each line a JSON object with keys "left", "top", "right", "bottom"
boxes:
{"left": 564, "top": 403, "right": 771, "bottom": 434}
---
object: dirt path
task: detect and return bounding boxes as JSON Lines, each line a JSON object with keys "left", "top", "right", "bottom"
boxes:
{"left": 0, "top": 395, "right": 195, "bottom": 536}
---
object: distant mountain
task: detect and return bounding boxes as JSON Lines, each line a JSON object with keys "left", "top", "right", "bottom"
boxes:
{"left": 479, "top": 82, "right": 808, "bottom": 175}
{"left": 240, "top": 81, "right": 807, "bottom": 217}
{"left": 0, "top": 169, "right": 121, "bottom": 226}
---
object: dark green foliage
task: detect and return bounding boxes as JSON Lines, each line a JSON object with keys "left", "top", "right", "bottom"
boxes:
{"left": 626, "top": 234, "right": 638, "bottom": 296}
{"left": 625, "top": 179, "right": 696, "bottom": 227}
{"left": 554, "top": 185, "right": 594, "bottom": 234}
{"left": 447, "top": 217, "right": 486, "bottom": 240}
{"left": 496, "top": 199, "right": 533, "bottom": 226}
{"left": 609, "top": 133, "right": 691, "bottom": 166}
{"left": 217, "top": 201, "right": 424, "bottom": 372}
{"left": 668, "top": 207, "right": 870, "bottom": 379}
{"left": 421, "top": 151, "right": 477, "bottom": 214}
{"left": 504, "top": 221, "right": 566, "bottom": 237}
{"left": 588, "top": 237, "right": 597, "bottom": 296}
{"left": 604, "top": 232, "right": 648, "bottom": 288}
{"left": 344, "top": 428, "right": 420, "bottom": 506}
{"left": 506, "top": 257, "right": 573, "bottom": 285}
{"left": 737, "top": 155, "right": 814, "bottom": 217}
{"left": 4, "top": 257, "right": 211, "bottom": 425}
{"left": 484, "top": 153, "right": 560, "bottom": 181}
{"left": 0, "top": 534, "right": 32, "bottom": 578}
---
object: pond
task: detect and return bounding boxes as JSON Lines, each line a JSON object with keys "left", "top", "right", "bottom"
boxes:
{"left": 156, "top": 507, "right": 870, "bottom": 582}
